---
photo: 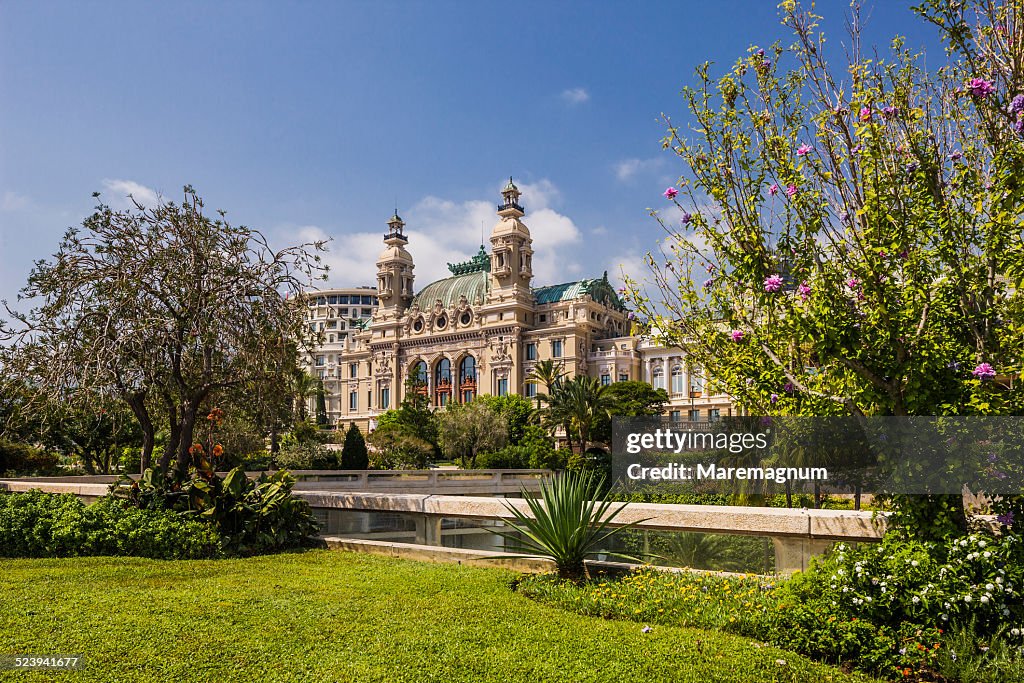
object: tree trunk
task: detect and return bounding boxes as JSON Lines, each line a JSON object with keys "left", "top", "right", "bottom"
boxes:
{"left": 785, "top": 481, "right": 793, "bottom": 508}
{"left": 174, "top": 406, "right": 200, "bottom": 479}
{"left": 813, "top": 482, "right": 821, "bottom": 509}
{"left": 854, "top": 483, "right": 862, "bottom": 511}
{"left": 124, "top": 391, "right": 154, "bottom": 472}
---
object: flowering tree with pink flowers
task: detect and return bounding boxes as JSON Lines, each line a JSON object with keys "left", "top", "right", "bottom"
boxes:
{"left": 626, "top": 0, "right": 1024, "bottom": 536}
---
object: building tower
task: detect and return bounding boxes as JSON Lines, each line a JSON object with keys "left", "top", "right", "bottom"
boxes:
{"left": 489, "top": 177, "right": 533, "bottom": 301}
{"left": 376, "top": 212, "right": 415, "bottom": 319}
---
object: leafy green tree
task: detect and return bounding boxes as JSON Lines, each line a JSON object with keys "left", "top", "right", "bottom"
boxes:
{"left": 625, "top": 0, "right": 1024, "bottom": 538}
{"left": 476, "top": 393, "right": 535, "bottom": 445}
{"left": 591, "top": 381, "right": 670, "bottom": 445}
{"left": 340, "top": 423, "right": 369, "bottom": 469}
{"left": 43, "top": 398, "right": 140, "bottom": 475}
{"left": 1, "top": 187, "right": 327, "bottom": 479}
{"left": 366, "top": 424, "right": 434, "bottom": 470}
{"left": 540, "top": 376, "right": 619, "bottom": 458}
{"left": 437, "top": 400, "right": 508, "bottom": 468}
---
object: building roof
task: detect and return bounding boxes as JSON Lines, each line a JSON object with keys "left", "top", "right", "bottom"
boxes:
{"left": 412, "top": 270, "right": 490, "bottom": 309}
{"left": 533, "top": 273, "right": 625, "bottom": 311}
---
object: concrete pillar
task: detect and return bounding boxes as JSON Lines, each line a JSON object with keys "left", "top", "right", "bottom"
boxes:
{"left": 771, "top": 537, "right": 834, "bottom": 574}
{"left": 415, "top": 515, "right": 442, "bottom": 546}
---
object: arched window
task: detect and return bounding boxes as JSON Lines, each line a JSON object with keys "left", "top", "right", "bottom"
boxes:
{"left": 459, "top": 356, "right": 477, "bottom": 403}
{"left": 411, "top": 360, "right": 427, "bottom": 383}
{"left": 671, "top": 365, "right": 684, "bottom": 395}
{"left": 652, "top": 366, "right": 665, "bottom": 390}
{"left": 435, "top": 358, "right": 452, "bottom": 406}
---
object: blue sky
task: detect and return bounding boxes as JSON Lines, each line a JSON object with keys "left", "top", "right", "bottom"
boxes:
{"left": 0, "top": 1, "right": 942, "bottom": 303}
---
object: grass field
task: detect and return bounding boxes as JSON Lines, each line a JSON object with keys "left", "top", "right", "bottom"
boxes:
{"left": 0, "top": 550, "right": 880, "bottom": 683}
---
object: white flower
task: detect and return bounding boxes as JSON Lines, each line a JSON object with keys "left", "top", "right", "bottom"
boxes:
{"left": 911, "top": 560, "right": 919, "bottom": 567}
{"left": 912, "top": 596, "right": 921, "bottom": 604}
{"left": 941, "top": 613, "right": 949, "bottom": 621}
{"left": 996, "top": 577, "right": 1004, "bottom": 584}
{"left": 986, "top": 583, "right": 995, "bottom": 591}
{"left": 1012, "top": 628, "right": 1021, "bottom": 637}
{"left": 984, "top": 551, "right": 992, "bottom": 558}
{"left": 979, "top": 540, "right": 987, "bottom": 548}
{"left": 865, "top": 596, "right": 872, "bottom": 602}
{"left": 981, "top": 595, "right": 990, "bottom": 604}
{"left": 965, "top": 595, "right": 973, "bottom": 602}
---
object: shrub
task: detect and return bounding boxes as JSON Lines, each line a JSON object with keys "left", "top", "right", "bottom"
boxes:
{"left": 0, "top": 440, "right": 59, "bottom": 475}
{"left": 113, "top": 466, "right": 320, "bottom": 555}
{"left": 494, "top": 470, "right": 648, "bottom": 581}
{"left": 475, "top": 446, "right": 529, "bottom": 469}
{"left": 0, "top": 490, "right": 221, "bottom": 559}
{"left": 275, "top": 441, "right": 337, "bottom": 470}
{"left": 340, "top": 423, "right": 369, "bottom": 469}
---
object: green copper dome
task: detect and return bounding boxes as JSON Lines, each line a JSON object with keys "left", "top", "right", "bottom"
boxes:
{"left": 412, "top": 270, "right": 490, "bottom": 309}
{"left": 533, "top": 273, "right": 625, "bottom": 311}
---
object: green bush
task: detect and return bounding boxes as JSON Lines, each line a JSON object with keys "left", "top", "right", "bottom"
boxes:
{"left": 0, "top": 439, "right": 59, "bottom": 475}
{"left": 275, "top": 441, "right": 337, "bottom": 470}
{"left": 475, "top": 446, "right": 529, "bottom": 469}
{"left": 0, "top": 490, "right": 221, "bottom": 559}
{"left": 113, "top": 466, "right": 320, "bottom": 555}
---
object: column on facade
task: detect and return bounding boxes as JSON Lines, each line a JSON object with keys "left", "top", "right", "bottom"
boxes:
{"left": 662, "top": 356, "right": 670, "bottom": 395}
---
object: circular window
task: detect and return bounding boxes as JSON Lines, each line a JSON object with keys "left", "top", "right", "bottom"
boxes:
{"left": 460, "top": 311, "right": 472, "bottom": 326}
{"left": 436, "top": 316, "right": 447, "bottom": 329}
{"left": 413, "top": 319, "right": 424, "bottom": 333}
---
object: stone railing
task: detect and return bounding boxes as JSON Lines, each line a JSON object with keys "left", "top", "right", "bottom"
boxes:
{"left": 0, "top": 469, "right": 550, "bottom": 499}
{"left": 302, "top": 491, "right": 888, "bottom": 574}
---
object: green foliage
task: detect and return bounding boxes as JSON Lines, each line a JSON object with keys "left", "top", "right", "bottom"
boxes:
{"left": 625, "top": 0, "right": 1024, "bottom": 537}
{"left": 591, "top": 381, "right": 670, "bottom": 445}
{"left": 366, "top": 424, "right": 434, "bottom": 470}
{"left": 340, "top": 423, "right": 369, "bottom": 469}
{"left": 0, "top": 439, "right": 59, "bottom": 475}
{"left": 437, "top": 399, "right": 508, "bottom": 467}
{"left": 275, "top": 440, "right": 338, "bottom": 470}
{"left": 0, "top": 490, "right": 220, "bottom": 559}
{"left": 0, "top": 552, "right": 876, "bottom": 683}
{"left": 538, "top": 375, "right": 619, "bottom": 458}
{"left": 523, "top": 529, "right": 1024, "bottom": 679}
{"left": 476, "top": 394, "right": 535, "bottom": 445}
{"left": 112, "top": 466, "right": 320, "bottom": 554}
{"left": 494, "top": 470, "right": 647, "bottom": 581}
{"left": 476, "top": 424, "right": 563, "bottom": 470}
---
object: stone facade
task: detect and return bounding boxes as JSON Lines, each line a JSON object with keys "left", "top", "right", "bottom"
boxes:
{"left": 305, "top": 178, "right": 734, "bottom": 430}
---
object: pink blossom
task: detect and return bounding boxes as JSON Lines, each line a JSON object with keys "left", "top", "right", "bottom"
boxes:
{"left": 730, "top": 330, "right": 744, "bottom": 342}
{"left": 798, "top": 281, "right": 811, "bottom": 300}
{"left": 969, "top": 78, "right": 996, "bottom": 98}
{"left": 770, "top": 393, "right": 779, "bottom": 404}
{"left": 663, "top": 187, "right": 679, "bottom": 199}
{"left": 680, "top": 211, "right": 692, "bottom": 225}
{"left": 859, "top": 106, "right": 872, "bottom": 122}
{"left": 785, "top": 184, "right": 798, "bottom": 197}
{"left": 847, "top": 278, "right": 859, "bottom": 288}
{"left": 796, "top": 143, "right": 813, "bottom": 157}
{"left": 973, "top": 363, "right": 996, "bottom": 380}
{"left": 768, "top": 183, "right": 779, "bottom": 196}
{"left": 764, "top": 274, "right": 784, "bottom": 293}
{"left": 783, "top": 382, "right": 795, "bottom": 393}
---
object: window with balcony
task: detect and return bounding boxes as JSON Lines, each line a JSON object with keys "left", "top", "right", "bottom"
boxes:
{"left": 688, "top": 409, "right": 701, "bottom": 422}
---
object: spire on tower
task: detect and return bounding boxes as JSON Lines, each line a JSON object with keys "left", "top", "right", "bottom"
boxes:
{"left": 499, "top": 176, "right": 524, "bottom": 214}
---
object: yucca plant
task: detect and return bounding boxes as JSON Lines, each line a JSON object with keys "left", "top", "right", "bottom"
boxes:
{"left": 492, "top": 469, "right": 648, "bottom": 582}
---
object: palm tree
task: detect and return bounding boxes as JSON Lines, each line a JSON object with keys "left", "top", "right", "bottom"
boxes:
{"left": 560, "top": 375, "right": 618, "bottom": 455}
{"left": 292, "top": 370, "right": 319, "bottom": 421}
{"left": 526, "top": 359, "right": 565, "bottom": 406}
{"left": 538, "top": 375, "right": 618, "bottom": 458}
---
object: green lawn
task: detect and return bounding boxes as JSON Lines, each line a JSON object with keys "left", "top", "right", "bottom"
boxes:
{"left": 0, "top": 551, "right": 879, "bottom": 683}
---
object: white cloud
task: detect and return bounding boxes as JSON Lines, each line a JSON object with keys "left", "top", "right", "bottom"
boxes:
{"left": 101, "top": 179, "right": 160, "bottom": 208}
{"left": 614, "top": 156, "right": 665, "bottom": 182}
{"left": 560, "top": 87, "right": 590, "bottom": 105}
{"left": 1, "top": 191, "right": 30, "bottom": 212}
{"left": 293, "top": 179, "right": 586, "bottom": 290}
{"left": 607, "top": 251, "right": 650, "bottom": 290}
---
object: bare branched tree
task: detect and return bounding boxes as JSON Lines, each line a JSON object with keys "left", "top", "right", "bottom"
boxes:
{"left": 1, "top": 186, "right": 328, "bottom": 478}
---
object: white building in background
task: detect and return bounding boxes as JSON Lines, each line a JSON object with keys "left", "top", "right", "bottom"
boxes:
{"left": 636, "top": 339, "right": 734, "bottom": 423}
{"left": 302, "top": 287, "right": 379, "bottom": 420}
